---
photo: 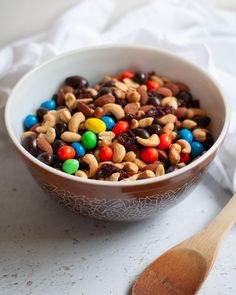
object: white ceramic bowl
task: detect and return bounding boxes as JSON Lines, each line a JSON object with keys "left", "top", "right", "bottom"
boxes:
{"left": 5, "top": 45, "right": 230, "bottom": 221}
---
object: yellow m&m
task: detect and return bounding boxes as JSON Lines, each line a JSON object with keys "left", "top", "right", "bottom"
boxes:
{"left": 85, "top": 118, "right": 106, "bottom": 134}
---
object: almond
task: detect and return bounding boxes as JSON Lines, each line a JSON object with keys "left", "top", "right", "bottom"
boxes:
{"left": 77, "top": 101, "right": 94, "bottom": 118}
{"left": 36, "top": 136, "right": 53, "bottom": 154}
{"left": 93, "top": 94, "right": 116, "bottom": 107}
{"left": 124, "top": 102, "right": 140, "bottom": 115}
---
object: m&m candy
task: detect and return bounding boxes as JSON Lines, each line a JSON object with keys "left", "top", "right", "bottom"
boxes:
{"left": 178, "top": 129, "right": 193, "bottom": 143}
{"left": 71, "top": 142, "right": 85, "bottom": 156}
{"left": 100, "top": 146, "right": 113, "bottom": 161}
{"left": 62, "top": 159, "right": 79, "bottom": 174}
{"left": 140, "top": 148, "right": 159, "bottom": 163}
{"left": 40, "top": 99, "right": 57, "bottom": 110}
{"left": 112, "top": 121, "right": 129, "bottom": 136}
{"left": 81, "top": 131, "right": 97, "bottom": 149}
{"left": 101, "top": 116, "right": 115, "bottom": 130}
{"left": 58, "top": 145, "right": 75, "bottom": 160}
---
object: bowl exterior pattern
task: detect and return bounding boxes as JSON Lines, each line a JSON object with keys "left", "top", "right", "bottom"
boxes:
{"left": 23, "top": 149, "right": 216, "bottom": 221}
{"left": 38, "top": 174, "right": 201, "bottom": 221}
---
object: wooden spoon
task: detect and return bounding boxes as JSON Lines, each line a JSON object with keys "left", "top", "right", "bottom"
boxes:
{"left": 132, "top": 193, "right": 236, "bottom": 295}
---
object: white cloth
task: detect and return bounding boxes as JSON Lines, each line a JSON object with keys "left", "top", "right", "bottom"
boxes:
{"left": 1, "top": 0, "right": 236, "bottom": 192}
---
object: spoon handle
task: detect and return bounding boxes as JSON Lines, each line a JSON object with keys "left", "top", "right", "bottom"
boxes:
{"left": 183, "top": 193, "right": 236, "bottom": 264}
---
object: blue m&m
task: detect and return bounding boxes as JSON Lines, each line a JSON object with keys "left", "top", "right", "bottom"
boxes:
{"left": 40, "top": 99, "right": 57, "bottom": 110}
{"left": 190, "top": 141, "right": 204, "bottom": 158}
{"left": 178, "top": 129, "right": 193, "bottom": 143}
{"left": 71, "top": 142, "right": 85, "bottom": 156}
{"left": 101, "top": 116, "right": 115, "bottom": 130}
{"left": 24, "top": 114, "right": 38, "bottom": 130}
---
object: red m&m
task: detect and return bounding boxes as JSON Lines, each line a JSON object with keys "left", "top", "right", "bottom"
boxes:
{"left": 158, "top": 133, "right": 172, "bottom": 150}
{"left": 58, "top": 145, "right": 75, "bottom": 160}
{"left": 119, "top": 71, "right": 134, "bottom": 81}
{"left": 112, "top": 121, "right": 129, "bottom": 136}
{"left": 140, "top": 147, "right": 159, "bottom": 163}
{"left": 146, "top": 80, "right": 159, "bottom": 91}
{"left": 180, "top": 152, "right": 190, "bottom": 164}
{"left": 100, "top": 146, "right": 113, "bottom": 161}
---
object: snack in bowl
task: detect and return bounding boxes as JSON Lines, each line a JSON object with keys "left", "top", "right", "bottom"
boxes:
{"left": 5, "top": 45, "right": 229, "bottom": 221}
{"left": 21, "top": 70, "right": 214, "bottom": 181}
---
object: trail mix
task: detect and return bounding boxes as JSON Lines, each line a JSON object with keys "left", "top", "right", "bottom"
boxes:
{"left": 21, "top": 71, "right": 214, "bottom": 181}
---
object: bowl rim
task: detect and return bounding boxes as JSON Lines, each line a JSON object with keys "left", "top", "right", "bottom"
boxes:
{"left": 5, "top": 44, "right": 231, "bottom": 187}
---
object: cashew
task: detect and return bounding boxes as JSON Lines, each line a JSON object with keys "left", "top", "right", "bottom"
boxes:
{"left": 36, "top": 125, "right": 49, "bottom": 133}
{"left": 193, "top": 128, "right": 207, "bottom": 142}
{"left": 130, "top": 119, "right": 139, "bottom": 129}
{"left": 136, "top": 134, "right": 160, "bottom": 147}
{"left": 43, "top": 113, "right": 56, "bottom": 127}
{"left": 45, "top": 127, "right": 56, "bottom": 144}
{"left": 87, "top": 87, "right": 98, "bottom": 97}
{"left": 150, "top": 75, "right": 164, "bottom": 86}
{"left": 177, "top": 162, "right": 186, "bottom": 168}
{"left": 123, "top": 162, "right": 139, "bottom": 174}
{"left": 170, "top": 131, "right": 178, "bottom": 142}
{"left": 155, "top": 164, "right": 165, "bottom": 176}
{"left": 102, "top": 103, "right": 125, "bottom": 120}
{"left": 176, "top": 139, "right": 191, "bottom": 154}
{"left": 126, "top": 89, "right": 141, "bottom": 103}
{"left": 58, "top": 108, "right": 72, "bottom": 123}
{"left": 160, "top": 76, "right": 172, "bottom": 83}
{"left": 161, "top": 96, "right": 178, "bottom": 110}
{"left": 138, "top": 117, "right": 154, "bottom": 128}
{"left": 98, "top": 139, "right": 112, "bottom": 147}
{"left": 65, "top": 92, "right": 76, "bottom": 109}
{"left": 112, "top": 142, "right": 126, "bottom": 163}
{"left": 109, "top": 172, "right": 120, "bottom": 182}
{"left": 115, "top": 81, "right": 128, "bottom": 92}
{"left": 162, "top": 123, "right": 174, "bottom": 134}
{"left": 68, "top": 112, "right": 85, "bottom": 133}
{"left": 138, "top": 170, "right": 155, "bottom": 179}
{"left": 98, "top": 131, "right": 115, "bottom": 147}
{"left": 98, "top": 131, "right": 115, "bottom": 141}
{"left": 123, "top": 78, "right": 139, "bottom": 89}
{"left": 113, "top": 88, "right": 126, "bottom": 100}
{"left": 114, "top": 163, "right": 124, "bottom": 169}
{"left": 75, "top": 98, "right": 93, "bottom": 105}
{"left": 181, "top": 119, "right": 197, "bottom": 129}
{"left": 75, "top": 170, "right": 88, "bottom": 178}
{"left": 36, "top": 113, "right": 57, "bottom": 134}
{"left": 61, "top": 131, "right": 81, "bottom": 142}
{"left": 156, "top": 114, "right": 176, "bottom": 125}
{"left": 123, "top": 151, "right": 136, "bottom": 162}
{"left": 133, "top": 158, "right": 146, "bottom": 169}
{"left": 83, "top": 154, "right": 98, "bottom": 178}
{"left": 187, "top": 108, "right": 207, "bottom": 119}
{"left": 169, "top": 143, "right": 181, "bottom": 164}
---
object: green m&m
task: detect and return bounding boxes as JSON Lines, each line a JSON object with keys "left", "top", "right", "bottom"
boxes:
{"left": 81, "top": 131, "right": 97, "bottom": 149}
{"left": 62, "top": 159, "right": 79, "bottom": 174}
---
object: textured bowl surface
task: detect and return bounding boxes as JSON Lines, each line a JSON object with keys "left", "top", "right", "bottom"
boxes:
{"left": 5, "top": 45, "right": 230, "bottom": 221}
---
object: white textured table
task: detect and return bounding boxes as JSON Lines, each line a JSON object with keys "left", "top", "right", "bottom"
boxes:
{"left": 1, "top": 115, "right": 236, "bottom": 295}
